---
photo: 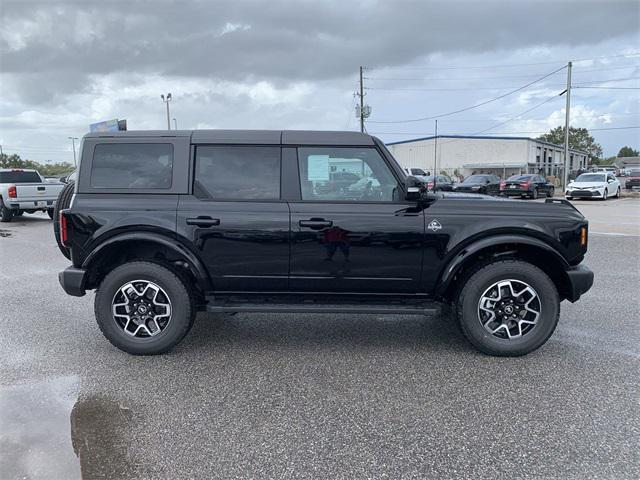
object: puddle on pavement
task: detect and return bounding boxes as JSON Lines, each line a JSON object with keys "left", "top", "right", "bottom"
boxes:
{"left": 0, "top": 376, "right": 137, "bottom": 479}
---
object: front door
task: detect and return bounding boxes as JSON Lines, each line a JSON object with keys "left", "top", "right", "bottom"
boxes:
{"left": 176, "top": 145, "right": 289, "bottom": 292}
{"left": 289, "top": 146, "right": 424, "bottom": 293}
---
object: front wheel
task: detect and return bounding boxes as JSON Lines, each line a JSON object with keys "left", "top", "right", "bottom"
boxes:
{"left": 455, "top": 260, "right": 559, "bottom": 356}
{"left": 602, "top": 189, "right": 608, "bottom": 200}
{"left": 548, "top": 187, "right": 555, "bottom": 198}
{"left": 615, "top": 187, "right": 620, "bottom": 198}
{"left": 531, "top": 188, "right": 539, "bottom": 199}
{"left": 94, "top": 261, "right": 196, "bottom": 355}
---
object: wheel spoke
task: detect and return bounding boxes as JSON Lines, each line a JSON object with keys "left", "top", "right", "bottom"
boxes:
{"left": 477, "top": 279, "right": 541, "bottom": 340}
{"left": 111, "top": 280, "right": 172, "bottom": 338}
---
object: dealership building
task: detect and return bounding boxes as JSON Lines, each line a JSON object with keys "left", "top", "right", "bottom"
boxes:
{"left": 386, "top": 135, "right": 589, "bottom": 179}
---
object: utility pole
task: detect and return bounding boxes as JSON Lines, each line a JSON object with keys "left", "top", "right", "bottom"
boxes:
{"left": 433, "top": 120, "right": 438, "bottom": 192}
{"left": 161, "top": 93, "right": 172, "bottom": 130}
{"left": 68, "top": 137, "right": 78, "bottom": 167}
{"left": 359, "top": 66, "right": 365, "bottom": 133}
{"left": 562, "top": 62, "right": 572, "bottom": 190}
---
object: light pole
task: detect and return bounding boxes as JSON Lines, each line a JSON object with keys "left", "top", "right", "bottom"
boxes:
{"left": 68, "top": 137, "right": 78, "bottom": 166}
{"left": 161, "top": 93, "right": 172, "bottom": 130}
{"left": 173, "top": 118, "right": 178, "bottom": 130}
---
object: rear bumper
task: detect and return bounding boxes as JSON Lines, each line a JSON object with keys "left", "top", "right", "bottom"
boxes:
{"left": 565, "top": 264, "right": 594, "bottom": 302}
{"left": 501, "top": 188, "right": 531, "bottom": 195}
{"left": 59, "top": 266, "right": 87, "bottom": 297}
{"left": 6, "top": 199, "right": 55, "bottom": 210}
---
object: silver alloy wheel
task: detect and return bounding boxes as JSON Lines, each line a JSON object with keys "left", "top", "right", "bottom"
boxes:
{"left": 477, "top": 279, "right": 541, "bottom": 340}
{"left": 112, "top": 280, "right": 172, "bottom": 337}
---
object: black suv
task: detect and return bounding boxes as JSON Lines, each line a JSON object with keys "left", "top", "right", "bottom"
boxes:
{"left": 58, "top": 130, "right": 593, "bottom": 356}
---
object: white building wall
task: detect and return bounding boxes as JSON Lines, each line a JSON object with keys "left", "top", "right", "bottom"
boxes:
{"left": 388, "top": 136, "right": 587, "bottom": 178}
{"left": 388, "top": 137, "right": 529, "bottom": 176}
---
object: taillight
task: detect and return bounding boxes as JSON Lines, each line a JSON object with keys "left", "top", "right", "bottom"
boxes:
{"left": 60, "top": 211, "right": 69, "bottom": 247}
{"left": 8, "top": 185, "right": 17, "bottom": 198}
{"left": 427, "top": 182, "right": 434, "bottom": 189}
{"left": 520, "top": 181, "right": 530, "bottom": 188}
{"left": 500, "top": 181, "right": 506, "bottom": 190}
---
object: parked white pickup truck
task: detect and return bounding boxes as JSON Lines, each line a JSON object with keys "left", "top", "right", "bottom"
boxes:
{"left": 0, "top": 169, "right": 66, "bottom": 222}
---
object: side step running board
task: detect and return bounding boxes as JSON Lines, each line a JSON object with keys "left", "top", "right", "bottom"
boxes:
{"left": 205, "top": 303, "right": 440, "bottom": 315}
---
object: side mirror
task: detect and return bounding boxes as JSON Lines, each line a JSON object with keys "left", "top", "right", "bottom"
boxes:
{"left": 405, "top": 176, "right": 424, "bottom": 201}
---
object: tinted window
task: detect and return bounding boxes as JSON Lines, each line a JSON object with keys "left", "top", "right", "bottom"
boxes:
{"left": 507, "top": 175, "right": 531, "bottom": 181}
{"left": 463, "top": 175, "right": 490, "bottom": 183}
{"left": 194, "top": 146, "right": 280, "bottom": 200}
{"left": 575, "top": 174, "right": 605, "bottom": 182}
{"left": 410, "top": 168, "right": 427, "bottom": 176}
{"left": 298, "top": 147, "right": 399, "bottom": 202}
{"left": 91, "top": 143, "right": 173, "bottom": 189}
{"left": 0, "top": 171, "right": 41, "bottom": 183}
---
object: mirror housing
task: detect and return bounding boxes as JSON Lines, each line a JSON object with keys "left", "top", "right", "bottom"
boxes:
{"left": 405, "top": 176, "right": 424, "bottom": 201}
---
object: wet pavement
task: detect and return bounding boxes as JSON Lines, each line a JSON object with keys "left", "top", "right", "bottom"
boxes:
{"left": 1, "top": 209, "right": 639, "bottom": 479}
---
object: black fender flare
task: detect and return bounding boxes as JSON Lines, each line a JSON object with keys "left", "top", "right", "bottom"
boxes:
{"left": 435, "top": 234, "right": 569, "bottom": 296}
{"left": 82, "top": 231, "right": 212, "bottom": 290}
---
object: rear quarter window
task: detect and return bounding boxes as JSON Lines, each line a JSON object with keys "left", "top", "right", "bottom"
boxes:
{"left": 90, "top": 143, "right": 173, "bottom": 189}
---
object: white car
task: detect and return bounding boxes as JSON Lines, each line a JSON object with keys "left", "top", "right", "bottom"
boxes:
{"left": 566, "top": 172, "right": 621, "bottom": 200}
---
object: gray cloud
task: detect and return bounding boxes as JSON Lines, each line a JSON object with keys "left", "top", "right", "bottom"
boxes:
{"left": 2, "top": 0, "right": 639, "bottom": 103}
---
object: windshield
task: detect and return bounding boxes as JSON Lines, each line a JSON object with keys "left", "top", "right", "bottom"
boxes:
{"left": 575, "top": 174, "right": 605, "bottom": 183}
{"left": 507, "top": 175, "right": 532, "bottom": 181}
{"left": 463, "top": 175, "right": 489, "bottom": 183}
{"left": 0, "top": 171, "right": 42, "bottom": 183}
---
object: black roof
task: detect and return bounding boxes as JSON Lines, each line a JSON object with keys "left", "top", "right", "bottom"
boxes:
{"left": 83, "top": 129, "right": 375, "bottom": 146}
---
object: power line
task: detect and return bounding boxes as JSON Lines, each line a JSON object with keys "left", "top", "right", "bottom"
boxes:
{"left": 367, "top": 65, "right": 567, "bottom": 124}
{"left": 575, "top": 86, "right": 640, "bottom": 90}
{"left": 372, "top": 126, "right": 640, "bottom": 136}
{"left": 366, "top": 71, "right": 565, "bottom": 82}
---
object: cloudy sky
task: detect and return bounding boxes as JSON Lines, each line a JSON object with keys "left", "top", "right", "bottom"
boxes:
{"left": 1, "top": 0, "right": 638, "bottom": 164}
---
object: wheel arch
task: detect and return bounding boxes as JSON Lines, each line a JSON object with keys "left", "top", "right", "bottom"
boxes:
{"left": 82, "top": 232, "right": 212, "bottom": 293}
{"left": 437, "top": 234, "right": 572, "bottom": 302}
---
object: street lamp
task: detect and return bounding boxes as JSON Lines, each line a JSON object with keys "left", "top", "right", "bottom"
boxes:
{"left": 160, "top": 93, "right": 172, "bottom": 130}
{"left": 68, "top": 137, "right": 79, "bottom": 167}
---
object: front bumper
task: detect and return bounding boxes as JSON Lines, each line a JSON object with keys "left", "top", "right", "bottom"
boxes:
{"left": 59, "top": 266, "right": 87, "bottom": 297}
{"left": 566, "top": 189, "right": 602, "bottom": 198}
{"left": 565, "top": 264, "right": 594, "bottom": 302}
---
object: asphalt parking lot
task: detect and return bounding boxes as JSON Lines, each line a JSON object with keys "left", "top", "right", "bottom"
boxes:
{"left": 1, "top": 199, "right": 639, "bottom": 479}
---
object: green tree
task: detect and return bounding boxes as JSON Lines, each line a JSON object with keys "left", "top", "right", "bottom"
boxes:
{"left": 0, "top": 153, "right": 74, "bottom": 177}
{"left": 537, "top": 126, "right": 603, "bottom": 162}
{"left": 617, "top": 146, "right": 639, "bottom": 157}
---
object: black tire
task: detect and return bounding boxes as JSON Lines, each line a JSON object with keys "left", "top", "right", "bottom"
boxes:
{"left": 548, "top": 187, "right": 554, "bottom": 198}
{"left": 0, "top": 203, "right": 13, "bottom": 223}
{"left": 531, "top": 188, "right": 539, "bottom": 199}
{"left": 455, "top": 259, "right": 559, "bottom": 357}
{"left": 615, "top": 187, "right": 620, "bottom": 198}
{"left": 47, "top": 208, "right": 54, "bottom": 219}
{"left": 566, "top": 196, "right": 573, "bottom": 200}
{"left": 53, "top": 181, "right": 75, "bottom": 259}
{"left": 14, "top": 210, "right": 24, "bottom": 217}
{"left": 94, "top": 261, "right": 196, "bottom": 355}
{"left": 602, "top": 189, "right": 608, "bottom": 200}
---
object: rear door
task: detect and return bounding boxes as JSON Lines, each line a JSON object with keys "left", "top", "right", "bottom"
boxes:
{"left": 287, "top": 145, "right": 424, "bottom": 293}
{"left": 176, "top": 145, "right": 290, "bottom": 292}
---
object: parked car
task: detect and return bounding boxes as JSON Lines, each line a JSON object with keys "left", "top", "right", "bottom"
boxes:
{"left": 500, "top": 174, "right": 555, "bottom": 199}
{"left": 418, "top": 174, "right": 455, "bottom": 191}
{"left": 58, "top": 129, "right": 593, "bottom": 357}
{"left": 0, "top": 168, "right": 65, "bottom": 222}
{"left": 566, "top": 172, "right": 621, "bottom": 200}
{"left": 625, "top": 168, "right": 640, "bottom": 189}
{"left": 453, "top": 174, "right": 501, "bottom": 195}
{"left": 403, "top": 167, "right": 429, "bottom": 177}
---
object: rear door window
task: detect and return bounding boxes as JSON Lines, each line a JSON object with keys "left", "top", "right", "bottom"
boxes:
{"left": 194, "top": 146, "right": 281, "bottom": 200}
{"left": 90, "top": 143, "right": 173, "bottom": 189}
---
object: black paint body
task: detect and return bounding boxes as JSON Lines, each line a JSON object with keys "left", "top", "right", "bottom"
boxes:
{"left": 61, "top": 130, "right": 592, "bottom": 304}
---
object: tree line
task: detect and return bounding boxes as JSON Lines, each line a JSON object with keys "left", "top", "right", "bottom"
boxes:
{"left": 0, "top": 153, "right": 75, "bottom": 177}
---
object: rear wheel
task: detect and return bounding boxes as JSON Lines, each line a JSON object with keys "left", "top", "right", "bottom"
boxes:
{"left": 53, "top": 181, "right": 75, "bottom": 259}
{"left": 47, "top": 208, "right": 54, "bottom": 219}
{"left": 0, "top": 204, "right": 13, "bottom": 223}
{"left": 95, "top": 262, "right": 196, "bottom": 355}
{"left": 455, "top": 260, "right": 559, "bottom": 356}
